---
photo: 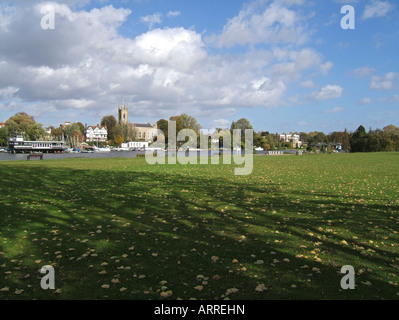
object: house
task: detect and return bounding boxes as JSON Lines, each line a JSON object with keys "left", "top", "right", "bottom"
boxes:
{"left": 0, "top": 122, "right": 5, "bottom": 128}
{"left": 279, "top": 132, "right": 302, "bottom": 148}
{"left": 85, "top": 125, "right": 108, "bottom": 143}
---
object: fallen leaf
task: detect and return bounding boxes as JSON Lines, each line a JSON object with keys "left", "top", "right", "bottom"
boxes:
{"left": 255, "top": 284, "right": 267, "bottom": 292}
{"left": 225, "top": 288, "right": 239, "bottom": 296}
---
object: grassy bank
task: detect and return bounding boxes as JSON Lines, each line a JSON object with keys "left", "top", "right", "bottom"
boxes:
{"left": 0, "top": 153, "right": 398, "bottom": 299}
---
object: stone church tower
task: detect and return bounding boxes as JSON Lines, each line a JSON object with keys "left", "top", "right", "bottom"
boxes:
{"left": 118, "top": 105, "right": 128, "bottom": 125}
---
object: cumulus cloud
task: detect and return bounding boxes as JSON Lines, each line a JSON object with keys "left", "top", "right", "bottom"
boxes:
{"left": 0, "top": 0, "right": 331, "bottom": 126}
{"left": 309, "top": 85, "right": 344, "bottom": 101}
{"left": 208, "top": 0, "right": 310, "bottom": 48}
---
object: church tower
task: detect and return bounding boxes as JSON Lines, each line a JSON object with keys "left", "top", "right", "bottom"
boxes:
{"left": 118, "top": 104, "right": 128, "bottom": 125}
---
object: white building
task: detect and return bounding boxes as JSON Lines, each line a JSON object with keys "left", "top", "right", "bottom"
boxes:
{"left": 121, "top": 141, "right": 149, "bottom": 149}
{"left": 279, "top": 133, "right": 302, "bottom": 148}
{"left": 0, "top": 122, "right": 5, "bottom": 128}
{"left": 85, "top": 125, "right": 108, "bottom": 143}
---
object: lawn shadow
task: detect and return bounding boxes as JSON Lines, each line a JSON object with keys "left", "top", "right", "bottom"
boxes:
{"left": 0, "top": 160, "right": 398, "bottom": 300}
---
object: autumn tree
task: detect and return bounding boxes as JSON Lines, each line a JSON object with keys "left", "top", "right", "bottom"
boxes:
{"left": 114, "top": 134, "right": 124, "bottom": 146}
{"left": 5, "top": 112, "right": 45, "bottom": 140}
{"left": 328, "top": 130, "right": 351, "bottom": 151}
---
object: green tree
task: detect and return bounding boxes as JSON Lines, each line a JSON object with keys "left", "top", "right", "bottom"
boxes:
{"left": 231, "top": 118, "right": 253, "bottom": 132}
{"left": 170, "top": 114, "right": 201, "bottom": 134}
{"left": 51, "top": 127, "right": 63, "bottom": 140}
{"left": 101, "top": 115, "right": 117, "bottom": 141}
{"left": 350, "top": 125, "right": 367, "bottom": 152}
{"left": 7, "top": 112, "right": 36, "bottom": 134}
{"left": 383, "top": 125, "right": 399, "bottom": 151}
{"left": 156, "top": 119, "right": 169, "bottom": 143}
{"left": 169, "top": 114, "right": 202, "bottom": 147}
{"left": 26, "top": 123, "right": 46, "bottom": 141}
{"left": 5, "top": 119, "right": 18, "bottom": 136}
{"left": 231, "top": 118, "right": 254, "bottom": 147}
{"left": 0, "top": 127, "right": 9, "bottom": 146}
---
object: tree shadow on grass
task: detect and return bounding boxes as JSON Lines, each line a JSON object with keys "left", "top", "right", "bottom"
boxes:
{"left": 0, "top": 160, "right": 398, "bottom": 300}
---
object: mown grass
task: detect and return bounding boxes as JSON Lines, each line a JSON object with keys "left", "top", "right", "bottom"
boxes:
{"left": 0, "top": 153, "right": 398, "bottom": 300}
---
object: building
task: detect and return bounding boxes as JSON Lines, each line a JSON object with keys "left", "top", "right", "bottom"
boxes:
{"left": 117, "top": 104, "right": 158, "bottom": 142}
{"left": 135, "top": 123, "right": 158, "bottom": 141}
{"left": 0, "top": 122, "right": 5, "bottom": 128}
{"left": 121, "top": 142, "right": 149, "bottom": 150}
{"left": 60, "top": 121, "right": 72, "bottom": 129}
{"left": 85, "top": 125, "right": 108, "bottom": 143}
{"left": 118, "top": 105, "right": 129, "bottom": 126}
{"left": 279, "top": 132, "right": 302, "bottom": 148}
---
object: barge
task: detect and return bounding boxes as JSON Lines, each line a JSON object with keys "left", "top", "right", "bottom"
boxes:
{"left": 8, "top": 135, "right": 66, "bottom": 154}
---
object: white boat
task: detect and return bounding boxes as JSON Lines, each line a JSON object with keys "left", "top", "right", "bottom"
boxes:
{"left": 95, "top": 147, "right": 111, "bottom": 153}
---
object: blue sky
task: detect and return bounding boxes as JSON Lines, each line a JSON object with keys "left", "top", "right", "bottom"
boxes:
{"left": 0, "top": 0, "right": 398, "bottom": 133}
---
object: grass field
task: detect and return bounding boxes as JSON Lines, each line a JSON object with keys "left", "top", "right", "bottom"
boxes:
{"left": 0, "top": 153, "right": 398, "bottom": 300}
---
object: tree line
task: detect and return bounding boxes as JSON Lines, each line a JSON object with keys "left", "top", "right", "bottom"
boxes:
{"left": 1, "top": 112, "right": 398, "bottom": 152}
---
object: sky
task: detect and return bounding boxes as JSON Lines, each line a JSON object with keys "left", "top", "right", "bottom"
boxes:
{"left": 0, "top": 0, "right": 398, "bottom": 133}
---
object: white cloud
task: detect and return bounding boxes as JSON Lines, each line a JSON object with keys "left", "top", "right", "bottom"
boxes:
{"left": 0, "top": 86, "right": 19, "bottom": 99}
{"left": 209, "top": 119, "right": 231, "bottom": 129}
{"left": 353, "top": 66, "right": 375, "bottom": 77}
{"left": 0, "top": 1, "right": 333, "bottom": 126}
{"left": 323, "top": 106, "right": 344, "bottom": 114}
{"left": 358, "top": 97, "right": 373, "bottom": 105}
{"left": 167, "top": 11, "right": 181, "bottom": 18}
{"left": 370, "top": 72, "right": 399, "bottom": 90}
{"left": 299, "top": 80, "right": 317, "bottom": 88}
{"left": 362, "top": 1, "right": 394, "bottom": 20}
{"left": 209, "top": 0, "right": 310, "bottom": 48}
{"left": 296, "top": 121, "right": 309, "bottom": 126}
{"left": 310, "top": 85, "right": 344, "bottom": 101}
{"left": 320, "top": 61, "right": 334, "bottom": 75}
{"left": 140, "top": 13, "right": 163, "bottom": 29}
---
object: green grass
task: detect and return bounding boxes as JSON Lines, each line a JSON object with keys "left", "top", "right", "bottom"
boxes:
{"left": 0, "top": 153, "right": 398, "bottom": 300}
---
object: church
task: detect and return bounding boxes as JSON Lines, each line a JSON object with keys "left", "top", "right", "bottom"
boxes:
{"left": 118, "top": 105, "right": 158, "bottom": 142}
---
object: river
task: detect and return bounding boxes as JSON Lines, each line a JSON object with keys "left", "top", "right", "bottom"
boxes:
{"left": 0, "top": 150, "right": 298, "bottom": 161}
